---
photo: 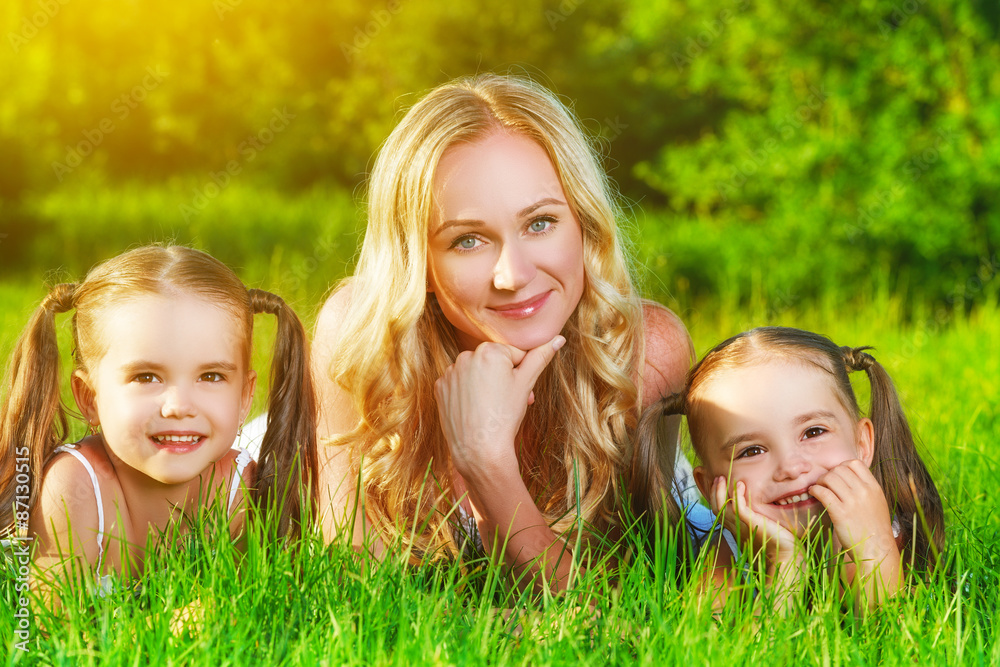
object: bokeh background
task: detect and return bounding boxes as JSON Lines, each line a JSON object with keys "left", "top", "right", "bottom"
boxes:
{"left": 1, "top": 0, "right": 998, "bottom": 316}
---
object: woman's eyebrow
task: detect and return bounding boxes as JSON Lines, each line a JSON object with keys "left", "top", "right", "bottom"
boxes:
{"left": 434, "top": 198, "right": 566, "bottom": 237}
{"left": 434, "top": 219, "right": 485, "bottom": 237}
{"left": 517, "top": 198, "right": 565, "bottom": 218}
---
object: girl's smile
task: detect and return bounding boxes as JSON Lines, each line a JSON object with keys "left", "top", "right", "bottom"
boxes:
{"left": 150, "top": 432, "right": 208, "bottom": 454}
{"left": 771, "top": 489, "right": 820, "bottom": 508}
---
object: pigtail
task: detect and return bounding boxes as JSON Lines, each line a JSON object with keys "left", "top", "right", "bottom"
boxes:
{"left": 0, "top": 284, "right": 78, "bottom": 536}
{"left": 628, "top": 392, "right": 686, "bottom": 535}
{"left": 843, "top": 346, "right": 945, "bottom": 569}
{"left": 248, "top": 289, "right": 317, "bottom": 539}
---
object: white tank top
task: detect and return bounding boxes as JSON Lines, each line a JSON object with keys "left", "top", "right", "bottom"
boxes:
{"left": 52, "top": 444, "right": 252, "bottom": 590}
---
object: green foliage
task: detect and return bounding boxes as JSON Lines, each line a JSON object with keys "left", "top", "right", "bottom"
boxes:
{"left": 1, "top": 0, "right": 998, "bottom": 310}
{"left": 629, "top": 0, "right": 1000, "bottom": 307}
{"left": 3, "top": 181, "right": 360, "bottom": 307}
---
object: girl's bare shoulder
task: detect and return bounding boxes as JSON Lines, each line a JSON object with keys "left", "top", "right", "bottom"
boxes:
{"left": 31, "top": 438, "right": 117, "bottom": 555}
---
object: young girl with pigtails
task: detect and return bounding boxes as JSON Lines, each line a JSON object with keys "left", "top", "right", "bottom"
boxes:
{"left": 643, "top": 326, "right": 944, "bottom": 611}
{"left": 0, "top": 245, "right": 316, "bottom": 601}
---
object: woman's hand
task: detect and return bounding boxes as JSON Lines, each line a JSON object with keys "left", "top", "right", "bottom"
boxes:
{"left": 434, "top": 335, "right": 565, "bottom": 480}
{"left": 434, "top": 335, "right": 571, "bottom": 590}
{"left": 809, "top": 459, "right": 902, "bottom": 607}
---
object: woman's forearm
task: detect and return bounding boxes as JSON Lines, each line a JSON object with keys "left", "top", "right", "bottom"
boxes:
{"left": 463, "top": 462, "right": 577, "bottom": 592}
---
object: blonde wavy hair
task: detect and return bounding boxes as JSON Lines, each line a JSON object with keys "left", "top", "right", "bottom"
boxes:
{"left": 330, "top": 74, "right": 654, "bottom": 558}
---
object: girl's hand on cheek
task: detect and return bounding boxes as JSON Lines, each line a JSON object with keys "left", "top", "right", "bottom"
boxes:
{"left": 809, "top": 460, "right": 897, "bottom": 562}
{"left": 810, "top": 459, "right": 902, "bottom": 607}
{"left": 709, "top": 475, "right": 740, "bottom": 537}
{"left": 434, "top": 335, "right": 565, "bottom": 480}
{"left": 728, "top": 480, "right": 800, "bottom": 566}
{"left": 727, "top": 480, "right": 805, "bottom": 612}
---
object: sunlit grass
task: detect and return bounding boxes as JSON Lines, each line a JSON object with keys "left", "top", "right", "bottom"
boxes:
{"left": 1, "top": 191, "right": 998, "bottom": 664}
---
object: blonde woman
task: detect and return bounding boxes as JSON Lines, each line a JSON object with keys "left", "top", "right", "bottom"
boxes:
{"left": 314, "top": 74, "right": 707, "bottom": 588}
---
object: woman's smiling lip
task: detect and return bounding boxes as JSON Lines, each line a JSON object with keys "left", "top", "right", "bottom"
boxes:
{"left": 490, "top": 291, "right": 551, "bottom": 319}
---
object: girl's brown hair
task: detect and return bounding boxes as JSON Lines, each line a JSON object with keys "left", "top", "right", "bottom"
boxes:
{"left": 658, "top": 326, "right": 944, "bottom": 570}
{"left": 0, "top": 246, "right": 316, "bottom": 538}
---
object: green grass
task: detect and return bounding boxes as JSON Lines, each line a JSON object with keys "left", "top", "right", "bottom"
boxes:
{"left": 1, "top": 190, "right": 998, "bottom": 665}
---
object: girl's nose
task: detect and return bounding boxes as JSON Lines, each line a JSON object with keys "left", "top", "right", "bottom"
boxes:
{"left": 161, "top": 385, "right": 196, "bottom": 419}
{"left": 493, "top": 241, "right": 536, "bottom": 291}
{"left": 773, "top": 451, "right": 812, "bottom": 481}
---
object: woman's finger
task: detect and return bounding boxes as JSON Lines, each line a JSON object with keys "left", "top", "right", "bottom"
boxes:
{"left": 512, "top": 335, "right": 565, "bottom": 394}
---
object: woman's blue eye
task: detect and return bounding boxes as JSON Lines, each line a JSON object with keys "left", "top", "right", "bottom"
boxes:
{"left": 529, "top": 218, "right": 552, "bottom": 233}
{"left": 449, "top": 235, "right": 481, "bottom": 251}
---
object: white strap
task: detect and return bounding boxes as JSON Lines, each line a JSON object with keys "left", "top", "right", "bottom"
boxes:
{"left": 228, "top": 448, "right": 252, "bottom": 514}
{"left": 53, "top": 446, "right": 106, "bottom": 574}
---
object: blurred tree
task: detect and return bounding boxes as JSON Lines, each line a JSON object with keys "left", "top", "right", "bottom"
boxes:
{"left": 0, "top": 0, "right": 996, "bottom": 308}
{"left": 629, "top": 0, "right": 1000, "bottom": 306}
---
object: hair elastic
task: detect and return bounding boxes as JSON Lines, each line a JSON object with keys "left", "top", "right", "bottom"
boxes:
{"left": 843, "top": 346, "right": 876, "bottom": 372}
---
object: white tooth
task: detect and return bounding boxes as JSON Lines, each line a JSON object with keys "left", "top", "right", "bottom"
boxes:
{"left": 155, "top": 435, "right": 200, "bottom": 443}
{"left": 776, "top": 492, "right": 811, "bottom": 506}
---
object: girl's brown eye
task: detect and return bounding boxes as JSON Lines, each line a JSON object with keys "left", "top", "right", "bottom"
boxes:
{"left": 804, "top": 426, "right": 826, "bottom": 438}
{"left": 737, "top": 445, "right": 764, "bottom": 459}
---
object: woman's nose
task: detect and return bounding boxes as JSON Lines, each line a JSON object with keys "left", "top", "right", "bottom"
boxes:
{"left": 492, "top": 241, "right": 536, "bottom": 291}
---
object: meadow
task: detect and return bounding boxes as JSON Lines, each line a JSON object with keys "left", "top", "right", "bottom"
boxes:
{"left": 1, "top": 187, "right": 998, "bottom": 666}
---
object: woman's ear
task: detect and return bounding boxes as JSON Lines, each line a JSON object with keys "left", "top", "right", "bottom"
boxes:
{"left": 71, "top": 370, "right": 98, "bottom": 426}
{"left": 856, "top": 417, "right": 875, "bottom": 467}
